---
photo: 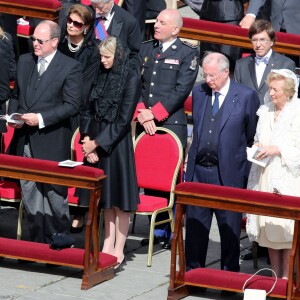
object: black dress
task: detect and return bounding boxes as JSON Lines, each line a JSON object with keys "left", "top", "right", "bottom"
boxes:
{"left": 78, "top": 69, "right": 141, "bottom": 212}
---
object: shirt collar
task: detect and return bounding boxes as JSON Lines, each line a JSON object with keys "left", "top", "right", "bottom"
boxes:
{"left": 39, "top": 50, "right": 57, "bottom": 64}
{"left": 160, "top": 38, "right": 177, "bottom": 52}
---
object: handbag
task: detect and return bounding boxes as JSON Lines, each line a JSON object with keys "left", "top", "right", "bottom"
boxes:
{"left": 49, "top": 233, "right": 75, "bottom": 250}
{"left": 242, "top": 268, "right": 277, "bottom": 300}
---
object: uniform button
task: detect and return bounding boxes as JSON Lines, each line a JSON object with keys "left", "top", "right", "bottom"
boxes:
{"left": 151, "top": 82, "right": 154, "bottom": 86}
{"left": 153, "top": 71, "right": 156, "bottom": 75}
{"left": 207, "top": 153, "right": 210, "bottom": 156}
{"left": 155, "top": 60, "right": 158, "bottom": 64}
{"left": 170, "top": 66, "right": 173, "bottom": 69}
{"left": 150, "top": 94, "right": 153, "bottom": 97}
{"left": 175, "top": 121, "right": 178, "bottom": 124}
{"left": 209, "top": 130, "right": 212, "bottom": 134}
{"left": 207, "top": 142, "right": 210, "bottom": 145}
{"left": 211, "top": 118, "right": 214, "bottom": 121}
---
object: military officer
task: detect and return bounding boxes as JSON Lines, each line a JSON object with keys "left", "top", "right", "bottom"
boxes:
{"left": 134, "top": 8, "right": 199, "bottom": 249}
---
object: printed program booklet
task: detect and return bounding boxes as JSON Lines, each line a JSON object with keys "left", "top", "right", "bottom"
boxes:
{"left": 58, "top": 160, "right": 83, "bottom": 168}
{"left": 0, "top": 113, "right": 24, "bottom": 124}
{"left": 247, "top": 145, "right": 270, "bottom": 167}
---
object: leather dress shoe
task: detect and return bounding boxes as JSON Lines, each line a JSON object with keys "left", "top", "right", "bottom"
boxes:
{"left": 221, "top": 290, "right": 237, "bottom": 297}
{"left": 162, "top": 239, "right": 172, "bottom": 250}
{"left": 140, "top": 236, "right": 163, "bottom": 246}
{"left": 240, "top": 252, "right": 253, "bottom": 260}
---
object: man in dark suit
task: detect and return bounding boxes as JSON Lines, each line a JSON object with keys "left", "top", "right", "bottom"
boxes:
{"left": 90, "top": 0, "right": 142, "bottom": 67}
{"left": 185, "top": 52, "right": 259, "bottom": 273}
{"left": 8, "top": 20, "right": 82, "bottom": 243}
{"left": 135, "top": 8, "right": 199, "bottom": 249}
{"left": 240, "top": 0, "right": 300, "bottom": 35}
{"left": 197, "top": 0, "right": 245, "bottom": 72}
{"left": 234, "top": 20, "right": 295, "bottom": 105}
{"left": 0, "top": 45, "right": 10, "bottom": 150}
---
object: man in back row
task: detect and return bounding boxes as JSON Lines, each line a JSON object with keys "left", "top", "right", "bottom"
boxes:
{"left": 234, "top": 19, "right": 295, "bottom": 105}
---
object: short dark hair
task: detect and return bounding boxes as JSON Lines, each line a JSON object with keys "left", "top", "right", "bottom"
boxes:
{"left": 248, "top": 20, "right": 276, "bottom": 42}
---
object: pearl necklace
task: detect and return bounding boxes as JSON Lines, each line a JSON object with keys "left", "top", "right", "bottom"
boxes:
{"left": 67, "top": 36, "right": 83, "bottom": 53}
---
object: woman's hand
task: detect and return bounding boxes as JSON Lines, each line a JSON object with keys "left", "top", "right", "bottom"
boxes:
{"left": 256, "top": 145, "right": 280, "bottom": 160}
{"left": 82, "top": 139, "right": 98, "bottom": 156}
{"left": 86, "top": 151, "right": 99, "bottom": 164}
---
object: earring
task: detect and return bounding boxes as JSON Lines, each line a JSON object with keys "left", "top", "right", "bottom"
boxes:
{"left": 83, "top": 29, "right": 87, "bottom": 35}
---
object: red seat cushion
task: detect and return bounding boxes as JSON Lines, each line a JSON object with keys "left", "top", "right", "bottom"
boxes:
{"left": 184, "top": 268, "right": 287, "bottom": 297}
{"left": 0, "top": 237, "right": 117, "bottom": 269}
{"left": 0, "top": 181, "right": 21, "bottom": 200}
{"left": 6, "top": 0, "right": 61, "bottom": 9}
{"left": 137, "top": 194, "right": 168, "bottom": 212}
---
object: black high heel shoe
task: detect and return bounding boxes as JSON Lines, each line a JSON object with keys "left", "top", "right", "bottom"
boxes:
{"left": 114, "top": 258, "right": 126, "bottom": 273}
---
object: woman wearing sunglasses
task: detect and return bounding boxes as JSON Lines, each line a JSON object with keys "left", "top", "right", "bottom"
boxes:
{"left": 58, "top": 4, "right": 99, "bottom": 232}
{"left": 59, "top": 3, "right": 99, "bottom": 131}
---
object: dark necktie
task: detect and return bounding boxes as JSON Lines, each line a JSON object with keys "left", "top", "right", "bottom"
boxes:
{"left": 212, "top": 92, "right": 220, "bottom": 116}
{"left": 156, "top": 44, "right": 163, "bottom": 58}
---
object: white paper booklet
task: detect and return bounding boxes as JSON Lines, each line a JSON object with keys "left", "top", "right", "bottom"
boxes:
{"left": 247, "top": 145, "right": 270, "bottom": 167}
{"left": 58, "top": 160, "right": 83, "bottom": 168}
{"left": 0, "top": 113, "right": 24, "bottom": 124}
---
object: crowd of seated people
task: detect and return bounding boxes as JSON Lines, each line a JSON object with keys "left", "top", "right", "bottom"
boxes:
{"left": 0, "top": 0, "right": 300, "bottom": 280}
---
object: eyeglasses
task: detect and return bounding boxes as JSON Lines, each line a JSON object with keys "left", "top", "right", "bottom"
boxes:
{"left": 67, "top": 17, "right": 84, "bottom": 29}
{"left": 251, "top": 38, "right": 271, "bottom": 44}
{"left": 30, "top": 36, "right": 52, "bottom": 45}
{"left": 202, "top": 72, "right": 221, "bottom": 81}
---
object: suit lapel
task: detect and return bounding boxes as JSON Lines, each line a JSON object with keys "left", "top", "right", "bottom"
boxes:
{"left": 196, "top": 85, "right": 210, "bottom": 143}
{"left": 25, "top": 56, "right": 38, "bottom": 107}
{"left": 220, "top": 80, "right": 238, "bottom": 130}
{"left": 248, "top": 55, "right": 258, "bottom": 90}
{"left": 108, "top": 9, "right": 122, "bottom": 37}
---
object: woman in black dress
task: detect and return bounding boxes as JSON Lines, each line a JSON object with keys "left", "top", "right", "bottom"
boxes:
{"left": 80, "top": 36, "right": 141, "bottom": 267}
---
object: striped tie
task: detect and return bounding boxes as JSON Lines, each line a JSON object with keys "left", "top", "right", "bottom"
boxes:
{"left": 94, "top": 17, "right": 108, "bottom": 41}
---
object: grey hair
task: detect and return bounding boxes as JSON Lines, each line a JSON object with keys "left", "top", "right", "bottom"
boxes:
{"left": 202, "top": 52, "right": 229, "bottom": 72}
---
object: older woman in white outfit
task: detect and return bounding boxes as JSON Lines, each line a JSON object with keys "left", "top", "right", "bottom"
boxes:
{"left": 247, "top": 69, "right": 300, "bottom": 279}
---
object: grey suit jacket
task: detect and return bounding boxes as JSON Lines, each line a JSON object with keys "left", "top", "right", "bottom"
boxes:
{"left": 247, "top": 0, "right": 300, "bottom": 34}
{"left": 8, "top": 50, "right": 82, "bottom": 161}
{"left": 234, "top": 51, "right": 295, "bottom": 104}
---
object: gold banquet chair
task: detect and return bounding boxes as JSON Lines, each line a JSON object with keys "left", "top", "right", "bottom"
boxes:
{"left": 132, "top": 127, "right": 183, "bottom": 266}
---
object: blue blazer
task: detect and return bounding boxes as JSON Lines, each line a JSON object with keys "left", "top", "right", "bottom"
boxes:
{"left": 186, "top": 80, "right": 260, "bottom": 188}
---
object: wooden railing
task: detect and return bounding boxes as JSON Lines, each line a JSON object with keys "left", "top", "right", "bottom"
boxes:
{"left": 168, "top": 182, "right": 300, "bottom": 300}
{"left": 0, "top": 154, "right": 117, "bottom": 290}
{"left": 180, "top": 18, "right": 300, "bottom": 56}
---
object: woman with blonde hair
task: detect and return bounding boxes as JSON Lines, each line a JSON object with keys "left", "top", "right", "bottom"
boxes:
{"left": 77, "top": 36, "right": 141, "bottom": 270}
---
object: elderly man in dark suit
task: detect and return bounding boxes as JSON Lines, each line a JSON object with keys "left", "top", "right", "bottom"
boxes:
{"left": 185, "top": 52, "right": 259, "bottom": 275}
{"left": 8, "top": 20, "right": 82, "bottom": 243}
{"left": 90, "top": 0, "right": 142, "bottom": 67}
{"left": 234, "top": 20, "right": 295, "bottom": 105}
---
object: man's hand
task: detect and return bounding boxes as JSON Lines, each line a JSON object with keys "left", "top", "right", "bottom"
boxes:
{"left": 21, "top": 113, "right": 39, "bottom": 127}
{"left": 239, "top": 15, "right": 255, "bottom": 29}
{"left": 137, "top": 108, "right": 154, "bottom": 125}
{"left": 143, "top": 120, "right": 157, "bottom": 135}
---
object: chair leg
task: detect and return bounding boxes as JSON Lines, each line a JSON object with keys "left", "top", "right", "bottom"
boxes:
{"left": 252, "top": 241, "right": 258, "bottom": 269}
{"left": 131, "top": 214, "right": 136, "bottom": 234}
{"left": 98, "top": 209, "right": 104, "bottom": 248}
{"left": 16, "top": 201, "right": 23, "bottom": 240}
{"left": 147, "top": 213, "right": 157, "bottom": 267}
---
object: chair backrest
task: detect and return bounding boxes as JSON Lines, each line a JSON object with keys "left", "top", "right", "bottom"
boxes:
{"left": 71, "top": 128, "right": 84, "bottom": 162}
{"left": 134, "top": 127, "right": 183, "bottom": 193}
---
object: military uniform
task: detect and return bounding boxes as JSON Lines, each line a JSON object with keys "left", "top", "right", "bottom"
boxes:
{"left": 134, "top": 38, "right": 199, "bottom": 147}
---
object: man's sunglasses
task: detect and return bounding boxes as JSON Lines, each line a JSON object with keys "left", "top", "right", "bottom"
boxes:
{"left": 30, "top": 36, "right": 52, "bottom": 45}
{"left": 67, "top": 17, "right": 84, "bottom": 29}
